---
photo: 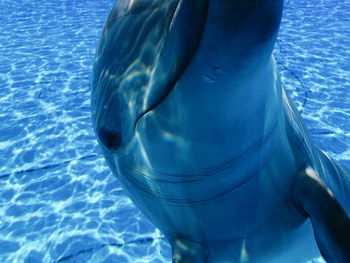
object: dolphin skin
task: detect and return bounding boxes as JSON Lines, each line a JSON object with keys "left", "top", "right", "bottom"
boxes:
{"left": 91, "top": 0, "right": 350, "bottom": 262}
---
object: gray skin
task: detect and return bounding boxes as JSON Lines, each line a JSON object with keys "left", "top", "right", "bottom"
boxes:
{"left": 91, "top": 0, "right": 350, "bottom": 262}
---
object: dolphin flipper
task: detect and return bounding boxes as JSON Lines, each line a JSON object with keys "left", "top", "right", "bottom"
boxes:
{"left": 315, "top": 149, "right": 350, "bottom": 213}
{"left": 293, "top": 166, "right": 350, "bottom": 263}
{"left": 171, "top": 238, "right": 209, "bottom": 263}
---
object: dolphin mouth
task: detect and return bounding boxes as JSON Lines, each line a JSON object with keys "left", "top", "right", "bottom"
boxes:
{"left": 116, "top": 153, "right": 271, "bottom": 204}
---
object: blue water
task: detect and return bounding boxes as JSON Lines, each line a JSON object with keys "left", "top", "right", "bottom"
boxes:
{"left": 0, "top": 0, "right": 349, "bottom": 262}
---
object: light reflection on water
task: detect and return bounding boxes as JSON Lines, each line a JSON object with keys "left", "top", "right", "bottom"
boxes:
{"left": 0, "top": 0, "right": 348, "bottom": 262}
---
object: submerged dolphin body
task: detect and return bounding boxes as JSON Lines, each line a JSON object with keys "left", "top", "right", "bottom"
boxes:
{"left": 91, "top": 0, "right": 350, "bottom": 262}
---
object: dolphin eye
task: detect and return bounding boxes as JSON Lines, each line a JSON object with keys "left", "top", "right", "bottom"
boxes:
{"left": 97, "top": 127, "right": 122, "bottom": 151}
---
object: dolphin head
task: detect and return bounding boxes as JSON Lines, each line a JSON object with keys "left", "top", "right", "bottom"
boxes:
{"left": 91, "top": 0, "right": 285, "bottom": 167}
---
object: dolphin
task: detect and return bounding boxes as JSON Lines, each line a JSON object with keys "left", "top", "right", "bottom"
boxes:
{"left": 91, "top": 0, "right": 350, "bottom": 262}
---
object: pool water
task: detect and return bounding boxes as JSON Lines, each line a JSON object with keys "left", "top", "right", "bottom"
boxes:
{"left": 0, "top": 0, "right": 349, "bottom": 262}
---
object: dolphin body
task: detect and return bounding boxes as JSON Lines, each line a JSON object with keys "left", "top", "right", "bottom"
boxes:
{"left": 91, "top": 0, "right": 350, "bottom": 262}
